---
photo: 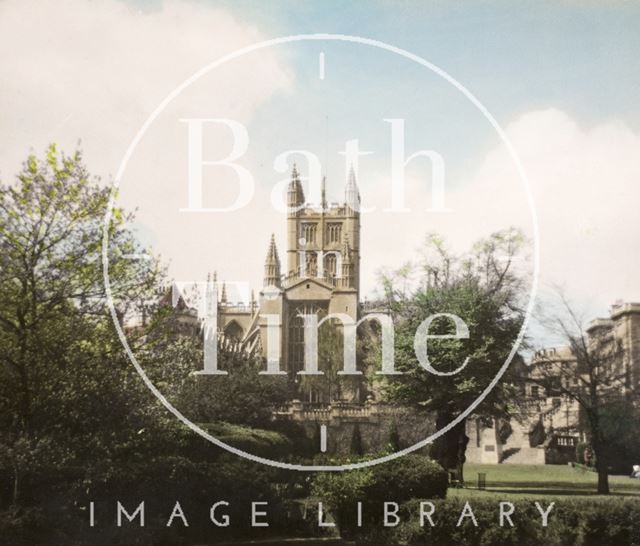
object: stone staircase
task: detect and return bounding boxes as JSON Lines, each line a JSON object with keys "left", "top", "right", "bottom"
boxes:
{"left": 501, "top": 446, "right": 545, "bottom": 464}
{"left": 499, "top": 447, "right": 521, "bottom": 463}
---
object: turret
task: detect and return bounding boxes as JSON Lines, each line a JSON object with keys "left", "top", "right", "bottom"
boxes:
{"left": 287, "top": 164, "right": 305, "bottom": 214}
{"left": 220, "top": 281, "right": 227, "bottom": 304}
{"left": 321, "top": 175, "right": 327, "bottom": 211}
{"left": 263, "top": 233, "right": 282, "bottom": 287}
{"left": 287, "top": 166, "right": 305, "bottom": 275}
{"left": 340, "top": 234, "right": 354, "bottom": 288}
{"left": 345, "top": 165, "right": 360, "bottom": 216}
{"left": 343, "top": 166, "right": 361, "bottom": 291}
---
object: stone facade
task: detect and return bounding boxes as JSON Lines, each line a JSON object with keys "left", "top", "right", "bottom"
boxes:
{"left": 209, "top": 165, "right": 361, "bottom": 382}
{"left": 467, "top": 302, "right": 640, "bottom": 464}
{"left": 274, "top": 399, "right": 434, "bottom": 456}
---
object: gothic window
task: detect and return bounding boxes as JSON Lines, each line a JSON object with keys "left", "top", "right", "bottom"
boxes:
{"left": 324, "top": 253, "right": 337, "bottom": 277}
{"left": 288, "top": 303, "right": 326, "bottom": 374}
{"left": 326, "top": 222, "right": 342, "bottom": 244}
{"left": 301, "top": 222, "right": 317, "bottom": 244}
{"left": 305, "top": 252, "right": 318, "bottom": 277}
{"left": 224, "top": 320, "right": 244, "bottom": 342}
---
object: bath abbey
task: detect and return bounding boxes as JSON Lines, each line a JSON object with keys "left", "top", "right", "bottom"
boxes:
{"left": 165, "top": 166, "right": 640, "bottom": 462}
{"left": 213, "top": 164, "right": 362, "bottom": 378}
{"left": 166, "top": 166, "right": 435, "bottom": 452}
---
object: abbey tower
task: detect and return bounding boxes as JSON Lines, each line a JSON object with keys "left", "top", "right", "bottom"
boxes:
{"left": 213, "top": 166, "right": 362, "bottom": 377}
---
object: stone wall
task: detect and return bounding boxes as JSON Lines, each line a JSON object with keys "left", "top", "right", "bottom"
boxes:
{"left": 274, "top": 400, "right": 435, "bottom": 455}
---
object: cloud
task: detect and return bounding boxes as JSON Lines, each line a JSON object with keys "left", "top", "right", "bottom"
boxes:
{"left": 465, "top": 109, "right": 640, "bottom": 315}
{"left": 355, "top": 108, "right": 640, "bottom": 320}
{"left": 0, "top": 0, "right": 292, "bottom": 179}
{"left": 2, "top": 2, "right": 636, "bottom": 321}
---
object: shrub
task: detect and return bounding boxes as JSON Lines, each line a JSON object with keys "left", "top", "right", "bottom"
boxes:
{"left": 367, "top": 455, "right": 448, "bottom": 503}
{"left": 312, "top": 455, "right": 447, "bottom": 538}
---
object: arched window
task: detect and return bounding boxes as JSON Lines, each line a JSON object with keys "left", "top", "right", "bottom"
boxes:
{"left": 224, "top": 320, "right": 244, "bottom": 342}
{"left": 301, "top": 222, "right": 317, "bottom": 244}
{"left": 326, "top": 222, "right": 342, "bottom": 243}
{"left": 288, "top": 303, "right": 326, "bottom": 374}
{"left": 305, "top": 252, "right": 318, "bottom": 277}
{"left": 324, "top": 253, "right": 337, "bottom": 278}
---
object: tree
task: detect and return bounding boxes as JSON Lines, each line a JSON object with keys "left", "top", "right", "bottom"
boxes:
{"left": 0, "top": 145, "right": 165, "bottom": 504}
{"left": 298, "top": 319, "right": 363, "bottom": 404}
{"left": 142, "top": 317, "right": 292, "bottom": 428}
{"left": 0, "top": 146, "right": 301, "bottom": 543}
{"left": 373, "top": 229, "right": 529, "bottom": 481}
{"left": 527, "top": 294, "right": 638, "bottom": 494}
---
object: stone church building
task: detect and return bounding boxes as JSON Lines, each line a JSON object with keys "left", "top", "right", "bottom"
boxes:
{"left": 212, "top": 164, "right": 362, "bottom": 379}
{"left": 187, "top": 166, "right": 434, "bottom": 452}
{"left": 168, "top": 166, "right": 640, "bottom": 461}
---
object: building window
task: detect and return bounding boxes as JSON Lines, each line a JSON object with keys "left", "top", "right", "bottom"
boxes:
{"left": 304, "top": 252, "right": 318, "bottom": 277}
{"left": 301, "top": 222, "right": 317, "bottom": 244}
{"left": 288, "top": 303, "right": 326, "bottom": 374}
{"left": 326, "top": 222, "right": 342, "bottom": 244}
{"left": 324, "top": 253, "right": 337, "bottom": 277}
{"left": 224, "top": 320, "right": 244, "bottom": 342}
{"left": 531, "top": 385, "right": 539, "bottom": 398}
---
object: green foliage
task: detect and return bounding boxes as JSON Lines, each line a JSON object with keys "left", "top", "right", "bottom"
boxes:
{"left": 0, "top": 456, "right": 294, "bottom": 545}
{"left": 0, "top": 146, "right": 308, "bottom": 543}
{"left": 142, "top": 326, "right": 291, "bottom": 428}
{"left": 0, "top": 145, "right": 168, "bottom": 503}
{"left": 202, "top": 422, "right": 292, "bottom": 458}
{"left": 312, "top": 455, "right": 447, "bottom": 538}
{"left": 298, "top": 319, "right": 363, "bottom": 403}
{"left": 372, "top": 229, "right": 528, "bottom": 474}
{"left": 596, "top": 401, "right": 640, "bottom": 474}
{"left": 369, "top": 455, "right": 449, "bottom": 503}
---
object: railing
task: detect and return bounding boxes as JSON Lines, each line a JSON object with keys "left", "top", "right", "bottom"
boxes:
{"left": 273, "top": 399, "right": 385, "bottom": 421}
{"left": 361, "top": 300, "right": 391, "bottom": 313}
{"left": 219, "top": 303, "right": 256, "bottom": 313}
{"left": 281, "top": 271, "right": 339, "bottom": 287}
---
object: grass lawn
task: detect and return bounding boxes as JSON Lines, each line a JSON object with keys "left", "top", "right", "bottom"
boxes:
{"left": 449, "top": 463, "right": 640, "bottom": 500}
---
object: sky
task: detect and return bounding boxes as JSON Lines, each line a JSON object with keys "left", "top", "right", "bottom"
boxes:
{"left": 1, "top": 0, "right": 639, "bottom": 341}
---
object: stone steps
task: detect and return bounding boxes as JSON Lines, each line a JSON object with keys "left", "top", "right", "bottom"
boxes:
{"left": 502, "top": 446, "right": 545, "bottom": 464}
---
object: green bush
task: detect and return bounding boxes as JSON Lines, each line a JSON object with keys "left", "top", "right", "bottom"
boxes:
{"left": 367, "top": 455, "right": 449, "bottom": 503}
{"left": 311, "top": 455, "right": 447, "bottom": 539}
